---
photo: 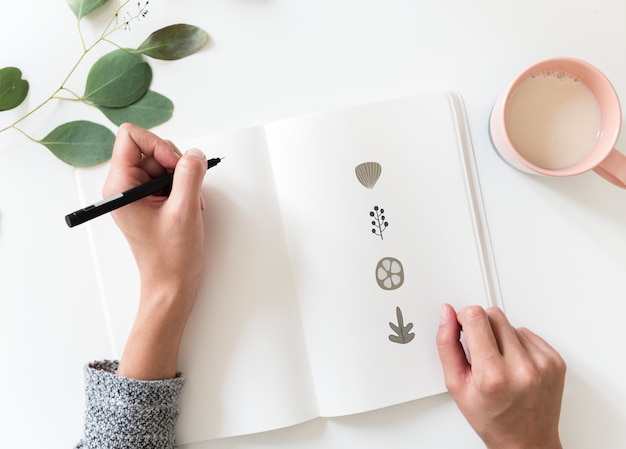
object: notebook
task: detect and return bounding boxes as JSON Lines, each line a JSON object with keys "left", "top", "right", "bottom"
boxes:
{"left": 74, "top": 90, "right": 501, "bottom": 444}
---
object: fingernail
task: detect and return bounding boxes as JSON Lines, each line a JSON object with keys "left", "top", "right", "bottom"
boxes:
{"left": 166, "top": 140, "right": 182, "bottom": 157}
{"left": 186, "top": 148, "right": 206, "bottom": 161}
{"left": 439, "top": 303, "right": 448, "bottom": 325}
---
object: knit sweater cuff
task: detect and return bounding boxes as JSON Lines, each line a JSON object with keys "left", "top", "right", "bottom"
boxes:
{"left": 81, "top": 360, "right": 185, "bottom": 449}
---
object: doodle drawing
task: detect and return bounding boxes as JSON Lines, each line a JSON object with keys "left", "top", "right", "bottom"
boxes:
{"left": 388, "top": 306, "right": 415, "bottom": 344}
{"left": 355, "top": 161, "right": 382, "bottom": 189}
{"left": 370, "top": 206, "right": 388, "bottom": 240}
{"left": 375, "top": 256, "right": 404, "bottom": 290}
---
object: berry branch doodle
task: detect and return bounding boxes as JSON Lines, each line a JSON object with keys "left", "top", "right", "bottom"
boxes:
{"left": 370, "top": 206, "right": 388, "bottom": 240}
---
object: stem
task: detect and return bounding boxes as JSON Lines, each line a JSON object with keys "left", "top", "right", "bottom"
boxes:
{"left": 58, "top": 86, "right": 84, "bottom": 100}
{"left": 76, "top": 12, "right": 87, "bottom": 52}
{"left": 10, "top": 125, "right": 38, "bottom": 143}
{"left": 0, "top": 49, "right": 88, "bottom": 132}
{"left": 372, "top": 208, "right": 386, "bottom": 240}
{"left": 102, "top": 0, "right": 131, "bottom": 40}
{"left": 101, "top": 39, "right": 125, "bottom": 51}
{"left": 0, "top": 85, "right": 62, "bottom": 134}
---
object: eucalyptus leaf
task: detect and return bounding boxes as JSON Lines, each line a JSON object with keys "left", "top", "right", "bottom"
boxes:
{"left": 97, "top": 90, "right": 174, "bottom": 128}
{"left": 0, "top": 67, "right": 29, "bottom": 111}
{"left": 83, "top": 49, "right": 152, "bottom": 108}
{"left": 39, "top": 121, "right": 114, "bottom": 167}
{"left": 136, "top": 24, "right": 209, "bottom": 60}
{"left": 67, "top": 0, "right": 109, "bottom": 19}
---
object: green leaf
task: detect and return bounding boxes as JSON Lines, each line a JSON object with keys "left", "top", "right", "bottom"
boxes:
{"left": 136, "top": 24, "right": 209, "bottom": 60}
{"left": 0, "top": 67, "right": 29, "bottom": 111}
{"left": 67, "top": 0, "right": 109, "bottom": 19}
{"left": 39, "top": 121, "right": 114, "bottom": 167}
{"left": 97, "top": 90, "right": 174, "bottom": 128}
{"left": 83, "top": 49, "right": 152, "bottom": 108}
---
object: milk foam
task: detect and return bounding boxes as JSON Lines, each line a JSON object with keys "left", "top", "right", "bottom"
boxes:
{"left": 505, "top": 71, "right": 601, "bottom": 170}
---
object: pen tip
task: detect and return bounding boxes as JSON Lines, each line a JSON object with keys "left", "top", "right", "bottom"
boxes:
{"left": 207, "top": 156, "right": 225, "bottom": 169}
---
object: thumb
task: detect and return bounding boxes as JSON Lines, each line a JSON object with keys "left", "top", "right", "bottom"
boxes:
{"left": 436, "top": 303, "right": 470, "bottom": 392}
{"left": 168, "top": 148, "right": 207, "bottom": 210}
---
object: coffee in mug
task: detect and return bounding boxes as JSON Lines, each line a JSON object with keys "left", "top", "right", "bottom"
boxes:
{"left": 490, "top": 57, "right": 626, "bottom": 188}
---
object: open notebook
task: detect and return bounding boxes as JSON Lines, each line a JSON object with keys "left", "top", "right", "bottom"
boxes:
{"left": 74, "top": 90, "right": 501, "bottom": 445}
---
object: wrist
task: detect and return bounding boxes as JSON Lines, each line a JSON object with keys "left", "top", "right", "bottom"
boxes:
{"left": 117, "top": 284, "right": 199, "bottom": 380}
{"left": 485, "top": 435, "right": 562, "bottom": 449}
{"left": 139, "top": 280, "right": 199, "bottom": 325}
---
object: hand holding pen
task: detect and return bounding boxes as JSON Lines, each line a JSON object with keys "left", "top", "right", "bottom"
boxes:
{"left": 65, "top": 138, "right": 221, "bottom": 228}
{"left": 88, "top": 123, "right": 212, "bottom": 380}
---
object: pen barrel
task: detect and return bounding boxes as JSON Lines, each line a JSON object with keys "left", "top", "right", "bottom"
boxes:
{"left": 65, "top": 157, "right": 221, "bottom": 228}
{"left": 64, "top": 173, "right": 174, "bottom": 228}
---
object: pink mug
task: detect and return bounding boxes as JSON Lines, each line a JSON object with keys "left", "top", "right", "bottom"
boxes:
{"left": 489, "top": 57, "right": 626, "bottom": 188}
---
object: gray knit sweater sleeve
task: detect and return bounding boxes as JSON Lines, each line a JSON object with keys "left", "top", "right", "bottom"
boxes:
{"left": 75, "top": 360, "right": 185, "bottom": 449}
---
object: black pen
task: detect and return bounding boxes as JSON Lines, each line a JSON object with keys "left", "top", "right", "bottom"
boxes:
{"left": 65, "top": 157, "right": 223, "bottom": 228}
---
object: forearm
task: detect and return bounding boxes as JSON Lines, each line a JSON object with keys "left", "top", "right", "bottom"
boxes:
{"left": 117, "top": 284, "right": 198, "bottom": 380}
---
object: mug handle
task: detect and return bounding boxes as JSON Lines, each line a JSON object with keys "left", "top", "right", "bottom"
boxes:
{"left": 593, "top": 149, "right": 626, "bottom": 189}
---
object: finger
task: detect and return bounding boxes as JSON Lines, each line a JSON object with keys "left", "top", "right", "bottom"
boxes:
{"left": 516, "top": 327, "right": 555, "bottom": 354}
{"left": 516, "top": 327, "right": 566, "bottom": 372}
{"left": 436, "top": 303, "right": 470, "bottom": 390}
{"left": 165, "top": 139, "right": 183, "bottom": 157}
{"left": 167, "top": 149, "right": 207, "bottom": 211}
{"left": 138, "top": 154, "right": 171, "bottom": 180}
{"left": 484, "top": 307, "right": 525, "bottom": 358}
{"left": 132, "top": 138, "right": 184, "bottom": 179}
{"left": 456, "top": 305, "right": 502, "bottom": 366}
{"left": 104, "top": 124, "right": 181, "bottom": 196}
{"left": 111, "top": 124, "right": 180, "bottom": 171}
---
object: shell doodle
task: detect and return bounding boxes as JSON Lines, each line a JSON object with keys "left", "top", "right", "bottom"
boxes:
{"left": 355, "top": 162, "right": 382, "bottom": 189}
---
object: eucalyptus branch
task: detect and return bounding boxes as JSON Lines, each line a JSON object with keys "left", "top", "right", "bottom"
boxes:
{"left": 0, "top": 86, "right": 63, "bottom": 134}
{"left": 0, "top": 0, "right": 209, "bottom": 167}
{"left": 1, "top": 3, "right": 131, "bottom": 133}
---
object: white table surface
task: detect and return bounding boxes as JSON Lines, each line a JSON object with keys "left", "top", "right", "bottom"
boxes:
{"left": 2, "top": 1, "right": 626, "bottom": 448}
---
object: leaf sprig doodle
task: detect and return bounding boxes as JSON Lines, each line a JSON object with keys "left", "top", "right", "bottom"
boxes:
{"left": 0, "top": 0, "right": 209, "bottom": 167}
{"left": 388, "top": 306, "right": 415, "bottom": 344}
